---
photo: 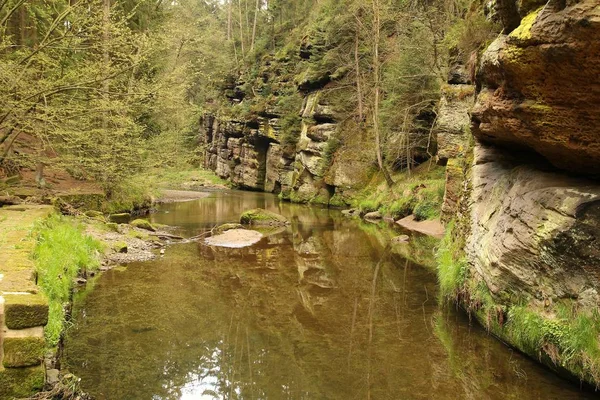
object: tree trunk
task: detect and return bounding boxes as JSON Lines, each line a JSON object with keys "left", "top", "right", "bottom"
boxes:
{"left": 371, "top": 0, "right": 393, "bottom": 187}
{"left": 227, "top": 0, "right": 232, "bottom": 41}
{"left": 102, "top": 0, "right": 110, "bottom": 129}
{"left": 238, "top": 0, "right": 245, "bottom": 56}
{"left": 251, "top": 0, "right": 259, "bottom": 51}
{"left": 35, "top": 160, "right": 45, "bottom": 188}
{"left": 354, "top": 23, "right": 363, "bottom": 123}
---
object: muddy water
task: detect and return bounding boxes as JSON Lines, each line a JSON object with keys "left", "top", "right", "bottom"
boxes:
{"left": 65, "top": 191, "right": 594, "bottom": 399}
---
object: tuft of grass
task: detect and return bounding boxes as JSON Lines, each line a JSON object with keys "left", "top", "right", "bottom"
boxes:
{"left": 358, "top": 198, "right": 380, "bottom": 213}
{"left": 435, "top": 220, "right": 467, "bottom": 298}
{"left": 352, "top": 164, "right": 446, "bottom": 221}
{"left": 33, "top": 215, "right": 104, "bottom": 346}
{"left": 380, "top": 197, "right": 416, "bottom": 219}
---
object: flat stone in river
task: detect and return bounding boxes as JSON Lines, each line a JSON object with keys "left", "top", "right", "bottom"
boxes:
{"left": 205, "top": 229, "right": 263, "bottom": 248}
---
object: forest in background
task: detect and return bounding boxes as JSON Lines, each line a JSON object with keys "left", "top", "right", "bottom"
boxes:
{"left": 0, "top": 0, "right": 497, "bottom": 203}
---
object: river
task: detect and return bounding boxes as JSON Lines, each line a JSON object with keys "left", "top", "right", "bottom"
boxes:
{"left": 64, "top": 190, "right": 594, "bottom": 399}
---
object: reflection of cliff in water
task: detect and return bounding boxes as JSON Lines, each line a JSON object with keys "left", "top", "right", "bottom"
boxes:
{"left": 65, "top": 191, "right": 589, "bottom": 400}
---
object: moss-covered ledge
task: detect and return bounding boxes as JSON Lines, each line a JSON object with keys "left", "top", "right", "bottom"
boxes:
{"left": 0, "top": 205, "right": 54, "bottom": 399}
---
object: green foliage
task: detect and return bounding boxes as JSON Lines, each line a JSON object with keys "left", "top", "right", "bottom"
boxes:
{"left": 33, "top": 215, "right": 103, "bottom": 346}
{"left": 380, "top": 197, "right": 416, "bottom": 219}
{"left": 358, "top": 199, "right": 380, "bottom": 213}
{"left": 443, "top": 10, "right": 498, "bottom": 60}
{"left": 102, "top": 176, "right": 156, "bottom": 214}
{"left": 435, "top": 220, "right": 467, "bottom": 299}
{"left": 413, "top": 180, "right": 445, "bottom": 221}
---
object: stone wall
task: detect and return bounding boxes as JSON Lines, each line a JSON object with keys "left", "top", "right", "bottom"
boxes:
{"left": 0, "top": 205, "right": 53, "bottom": 399}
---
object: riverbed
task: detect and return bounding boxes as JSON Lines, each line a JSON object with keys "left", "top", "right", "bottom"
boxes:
{"left": 64, "top": 190, "right": 594, "bottom": 399}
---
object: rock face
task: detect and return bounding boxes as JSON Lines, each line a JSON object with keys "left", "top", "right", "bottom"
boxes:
{"left": 471, "top": 0, "right": 600, "bottom": 176}
{"left": 466, "top": 143, "right": 600, "bottom": 307}
{"left": 201, "top": 91, "right": 366, "bottom": 205}
{"left": 442, "top": 0, "right": 600, "bottom": 385}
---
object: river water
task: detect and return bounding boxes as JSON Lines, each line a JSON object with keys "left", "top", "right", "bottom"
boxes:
{"left": 65, "top": 190, "right": 595, "bottom": 399}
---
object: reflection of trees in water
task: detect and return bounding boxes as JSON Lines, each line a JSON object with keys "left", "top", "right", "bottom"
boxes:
{"left": 66, "top": 201, "right": 581, "bottom": 400}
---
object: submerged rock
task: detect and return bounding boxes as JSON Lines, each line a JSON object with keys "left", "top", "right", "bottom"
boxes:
{"left": 341, "top": 208, "right": 359, "bottom": 217}
{"left": 205, "top": 229, "right": 264, "bottom": 248}
{"left": 239, "top": 208, "right": 289, "bottom": 226}
{"left": 214, "top": 223, "right": 244, "bottom": 234}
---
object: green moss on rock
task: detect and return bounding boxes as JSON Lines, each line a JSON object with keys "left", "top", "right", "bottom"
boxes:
{"left": 2, "top": 337, "right": 46, "bottom": 368}
{"left": 130, "top": 219, "right": 156, "bottom": 231}
{"left": 0, "top": 365, "right": 45, "bottom": 399}
{"left": 4, "top": 294, "right": 49, "bottom": 329}
{"left": 240, "top": 208, "right": 289, "bottom": 226}
{"left": 214, "top": 223, "right": 244, "bottom": 234}
{"left": 112, "top": 241, "right": 128, "bottom": 253}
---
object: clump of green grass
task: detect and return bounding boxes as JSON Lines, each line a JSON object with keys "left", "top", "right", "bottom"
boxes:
{"left": 504, "top": 305, "right": 600, "bottom": 383}
{"left": 413, "top": 180, "right": 445, "bottom": 221}
{"left": 352, "top": 164, "right": 446, "bottom": 221}
{"left": 358, "top": 198, "right": 380, "bottom": 213}
{"left": 435, "top": 220, "right": 467, "bottom": 298}
{"left": 33, "top": 215, "right": 104, "bottom": 346}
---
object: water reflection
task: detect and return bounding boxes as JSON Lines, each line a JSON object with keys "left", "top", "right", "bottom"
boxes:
{"left": 65, "top": 191, "right": 594, "bottom": 399}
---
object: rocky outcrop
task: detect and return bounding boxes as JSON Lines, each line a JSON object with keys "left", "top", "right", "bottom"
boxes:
{"left": 467, "top": 143, "right": 600, "bottom": 307}
{"left": 472, "top": 0, "right": 600, "bottom": 176}
{"left": 435, "top": 70, "right": 475, "bottom": 221}
{"left": 201, "top": 90, "right": 370, "bottom": 206}
{"left": 439, "top": 0, "right": 600, "bottom": 385}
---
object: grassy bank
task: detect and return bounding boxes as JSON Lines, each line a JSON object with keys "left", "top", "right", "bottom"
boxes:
{"left": 33, "top": 215, "right": 104, "bottom": 346}
{"left": 353, "top": 163, "right": 446, "bottom": 221}
{"left": 435, "top": 220, "right": 600, "bottom": 387}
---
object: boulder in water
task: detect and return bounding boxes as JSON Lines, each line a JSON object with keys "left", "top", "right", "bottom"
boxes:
{"left": 240, "top": 208, "right": 289, "bottom": 226}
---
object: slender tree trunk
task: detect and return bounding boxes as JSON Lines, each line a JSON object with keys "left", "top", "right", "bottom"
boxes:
{"left": 102, "top": 0, "right": 110, "bottom": 129}
{"left": 371, "top": 0, "right": 393, "bottom": 187}
{"left": 238, "top": 0, "right": 245, "bottom": 57}
{"left": 251, "top": 0, "right": 259, "bottom": 51}
{"left": 35, "top": 160, "right": 45, "bottom": 188}
{"left": 354, "top": 23, "right": 363, "bottom": 123}
{"left": 227, "top": 0, "right": 232, "bottom": 40}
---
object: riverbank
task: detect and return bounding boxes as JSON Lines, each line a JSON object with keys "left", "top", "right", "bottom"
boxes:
{"left": 0, "top": 167, "right": 230, "bottom": 399}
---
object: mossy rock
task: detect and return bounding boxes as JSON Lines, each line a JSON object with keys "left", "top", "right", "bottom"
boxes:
{"left": 0, "top": 365, "right": 45, "bottom": 398}
{"left": 130, "top": 219, "right": 156, "bottom": 232}
{"left": 106, "top": 222, "right": 120, "bottom": 232}
{"left": 112, "top": 241, "right": 128, "bottom": 253}
{"left": 109, "top": 213, "right": 131, "bottom": 223}
{"left": 214, "top": 223, "right": 244, "bottom": 234}
{"left": 240, "top": 208, "right": 289, "bottom": 226}
{"left": 84, "top": 210, "right": 103, "bottom": 218}
{"left": 2, "top": 337, "right": 45, "bottom": 368}
{"left": 3, "top": 294, "right": 49, "bottom": 330}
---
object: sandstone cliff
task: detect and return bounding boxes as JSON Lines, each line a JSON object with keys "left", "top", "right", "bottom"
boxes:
{"left": 438, "top": 0, "right": 600, "bottom": 386}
